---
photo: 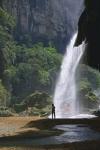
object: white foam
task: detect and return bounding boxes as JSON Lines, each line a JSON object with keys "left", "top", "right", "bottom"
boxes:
{"left": 69, "top": 114, "right": 96, "bottom": 119}
{"left": 53, "top": 33, "right": 86, "bottom": 118}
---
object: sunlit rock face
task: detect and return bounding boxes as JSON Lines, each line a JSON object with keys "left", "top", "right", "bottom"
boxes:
{"left": 76, "top": 0, "right": 100, "bottom": 69}
{"left": 1, "top": 0, "right": 84, "bottom": 51}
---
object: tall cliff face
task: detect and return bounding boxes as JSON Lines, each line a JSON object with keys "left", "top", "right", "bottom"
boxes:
{"left": 76, "top": 0, "right": 100, "bottom": 69}
{"left": 1, "top": 0, "right": 84, "bottom": 51}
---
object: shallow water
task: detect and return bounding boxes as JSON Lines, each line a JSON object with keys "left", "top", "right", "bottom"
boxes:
{"left": 54, "top": 124, "right": 100, "bottom": 142}
{"left": 27, "top": 124, "right": 100, "bottom": 145}
{"left": 0, "top": 124, "right": 100, "bottom": 149}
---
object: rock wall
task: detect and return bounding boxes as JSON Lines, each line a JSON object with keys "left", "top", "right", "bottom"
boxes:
{"left": 76, "top": 0, "right": 100, "bottom": 69}
{"left": 1, "top": 0, "right": 83, "bottom": 51}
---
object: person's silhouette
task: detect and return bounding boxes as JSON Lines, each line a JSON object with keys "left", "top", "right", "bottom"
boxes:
{"left": 52, "top": 104, "right": 55, "bottom": 119}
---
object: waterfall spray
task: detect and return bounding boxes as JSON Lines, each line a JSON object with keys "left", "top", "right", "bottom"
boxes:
{"left": 53, "top": 33, "right": 86, "bottom": 118}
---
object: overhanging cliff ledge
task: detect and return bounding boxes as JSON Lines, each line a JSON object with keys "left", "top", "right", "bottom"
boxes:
{"left": 76, "top": 0, "right": 100, "bottom": 69}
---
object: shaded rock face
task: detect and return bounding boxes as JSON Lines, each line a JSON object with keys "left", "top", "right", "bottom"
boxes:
{"left": 1, "top": 0, "right": 83, "bottom": 52}
{"left": 76, "top": 0, "right": 100, "bottom": 69}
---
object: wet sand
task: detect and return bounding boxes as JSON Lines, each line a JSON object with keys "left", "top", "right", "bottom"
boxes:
{"left": 0, "top": 117, "right": 41, "bottom": 137}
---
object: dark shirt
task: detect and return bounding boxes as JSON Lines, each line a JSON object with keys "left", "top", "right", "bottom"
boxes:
{"left": 52, "top": 105, "right": 55, "bottom": 112}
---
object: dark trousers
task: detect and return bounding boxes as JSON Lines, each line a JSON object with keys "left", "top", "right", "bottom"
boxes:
{"left": 52, "top": 111, "right": 55, "bottom": 119}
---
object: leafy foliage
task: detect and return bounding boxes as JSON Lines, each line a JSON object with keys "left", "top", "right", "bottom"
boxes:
{"left": 24, "top": 91, "right": 51, "bottom": 109}
{"left": 0, "top": 7, "right": 62, "bottom": 112}
{"left": 77, "top": 64, "right": 100, "bottom": 113}
{"left": 0, "top": 80, "right": 10, "bottom": 106}
{"left": 1, "top": 7, "right": 100, "bottom": 116}
{"left": 79, "top": 64, "right": 100, "bottom": 90}
{"left": 3, "top": 42, "right": 62, "bottom": 101}
{"left": 0, "top": 7, "right": 15, "bottom": 29}
{"left": 14, "top": 103, "right": 27, "bottom": 113}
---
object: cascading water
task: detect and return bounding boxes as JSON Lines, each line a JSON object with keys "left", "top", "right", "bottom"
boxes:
{"left": 53, "top": 33, "right": 86, "bottom": 118}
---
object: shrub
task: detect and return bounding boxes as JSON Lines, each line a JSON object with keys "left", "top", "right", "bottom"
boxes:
{"left": 24, "top": 91, "right": 52, "bottom": 109}
{"left": 14, "top": 103, "right": 27, "bottom": 113}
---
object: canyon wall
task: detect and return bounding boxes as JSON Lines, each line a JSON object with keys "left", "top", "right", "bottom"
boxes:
{"left": 1, "top": 0, "right": 83, "bottom": 51}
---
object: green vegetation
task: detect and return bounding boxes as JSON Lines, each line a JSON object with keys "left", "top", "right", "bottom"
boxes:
{"left": 77, "top": 64, "right": 100, "bottom": 112}
{"left": 0, "top": 7, "right": 62, "bottom": 116}
{"left": 14, "top": 91, "right": 52, "bottom": 116}
{"left": 24, "top": 91, "right": 51, "bottom": 108}
{"left": 0, "top": 107, "right": 14, "bottom": 117}
{"left": 0, "top": 80, "right": 10, "bottom": 107}
{"left": 0, "top": 7, "right": 100, "bottom": 117}
{"left": 80, "top": 64, "right": 100, "bottom": 89}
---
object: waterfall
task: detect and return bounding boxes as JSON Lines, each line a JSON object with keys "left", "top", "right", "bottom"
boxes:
{"left": 53, "top": 33, "right": 86, "bottom": 118}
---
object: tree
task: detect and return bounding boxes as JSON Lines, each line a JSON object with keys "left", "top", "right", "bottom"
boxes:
{"left": 0, "top": 80, "right": 10, "bottom": 107}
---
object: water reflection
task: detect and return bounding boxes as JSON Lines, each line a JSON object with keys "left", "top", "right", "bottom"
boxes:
{"left": 0, "top": 125, "right": 100, "bottom": 150}
{"left": 55, "top": 125, "right": 100, "bottom": 142}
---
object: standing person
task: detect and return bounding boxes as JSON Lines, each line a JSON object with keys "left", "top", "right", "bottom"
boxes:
{"left": 52, "top": 104, "right": 56, "bottom": 119}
